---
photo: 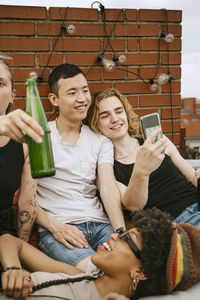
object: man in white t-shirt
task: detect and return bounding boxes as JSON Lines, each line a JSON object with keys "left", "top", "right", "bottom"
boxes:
{"left": 36, "top": 64, "right": 125, "bottom": 271}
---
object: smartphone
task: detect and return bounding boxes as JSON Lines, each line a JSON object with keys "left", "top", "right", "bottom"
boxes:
{"left": 140, "top": 113, "right": 162, "bottom": 142}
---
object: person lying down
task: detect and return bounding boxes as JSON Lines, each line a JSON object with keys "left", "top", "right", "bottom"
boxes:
{"left": 0, "top": 208, "right": 200, "bottom": 300}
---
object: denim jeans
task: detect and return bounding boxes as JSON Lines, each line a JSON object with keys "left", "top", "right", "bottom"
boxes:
{"left": 38, "top": 221, "right": 113, "bottom": 266}
{"left": 173, "top": 202, "right": 200, "bottom": 228}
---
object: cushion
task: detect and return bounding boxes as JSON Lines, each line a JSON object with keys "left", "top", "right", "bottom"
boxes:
{"left": 139, "top": 282, "right": 200, "bottom": 300}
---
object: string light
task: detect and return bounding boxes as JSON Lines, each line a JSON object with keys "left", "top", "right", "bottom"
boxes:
{"left": 161, "top": 32, "right": 174, "bottom": 43}
{"left": 118, "top": 54, "right": 126, "bottom": 64}
{"left": 61, "top": 24, "right": 76, "bottom": 34}
{"left": 158, "top": 73, "right": 173, "bottom": 85}
{"left": 97, "top": 54, "right": 116, "bottom": 72}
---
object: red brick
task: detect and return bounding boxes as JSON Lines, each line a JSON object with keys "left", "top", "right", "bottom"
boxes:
{"left": 115, "top": 81, "right": 151, "bottom": 94}
{"left": 140, "top": 94, "right": 181, "bottom": 107}
{"left": 13, "top": 69, "right": 39, "bottom": 82}
{"left": 8, "top": 54, "right": 35, "bottom": 67}
{"left": 49, "top": 7, "right": 98, "bottom": 21}
{"left": 162, "top": 53, "right": 181, "bottom": 65}
{"left": 0, "top": 38, "right": 49, "bottom": 51}
{"left": 13, "top": 99, "right": 25, "bottom": 110}
{"left": 54, "top": 39, "right": 100, "bottom": 52}
{"left": 88, "top": 82, "right": 111, "bottom": 95}
{"left": 0, "top": 22, "right": 34, "bottom": 35}
{"left": 162, "top": 81, "right": 181, "bottom": 93}
{"left": 39, "top": 54, "right": 63, "bottom": 67}
{"left": 83, "top": 68, "right": 101, "bottom": 81}
{"left": 161, "top": 108, "right": 180, "bottom": 119}
{"left": 66, "top": 53, "right": 100, "bottom": 66}
{"left": 0, "top": 5, "right": 47, "bottom": 19}
{"left": 126, "top": 53, "right": 158, "bottom": 65}
{"left": 127, "top": 39, "right": 138, "bottom": 51}
{"left": 127, "top": 96, "right": 138, "bottom": 107}
{"left": 125, "top": 9, "right": 138, "bottom": 21}
{"left": 115, "top": 24, "right": 159, "bottom": 37}
{"left": 127, "top": 67, "right": 143, "bottom": 80}
{"left": 38, "top": 84, "right": 50, "bottom": 97}
{"left": 162, "top": 120, "right": 180, "bottom": 132}
{"left": 38, "top": 23, "right": 61, "bottom": 36}
{"left": 134, "top": 108, "right": 158, "bottom": 118}
{"left": 139, "top": 9, "right": 182, "bottom": 22}
{"left": 72, "top": 24, "right": 112, "bottom": 37}
{"left": 102, "top": 9, "right": 125, "bottom": 21}
{"left": 41, "top": 98, "right": 52, "bottom": 111}
{"left": 103, "top": 39, "right": 125, "bottom": 52}
{"left": 104, "top": 68, "right": 125, "bottom": 80}
{"left": 140, "top": 67, "right": 181, "bottom": 80}
{"left": 139, "top": 38, "right": 181, "bottom": 51}
{"left": 15, "top": 84, "right": 26, "bottom": 97}
{"left": 161, "top": 25, "right": 182, "bottom": 38}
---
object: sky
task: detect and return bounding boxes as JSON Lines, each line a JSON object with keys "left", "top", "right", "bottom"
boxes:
{"left": 1, "top": 0, "right": 200, "bottom": 100}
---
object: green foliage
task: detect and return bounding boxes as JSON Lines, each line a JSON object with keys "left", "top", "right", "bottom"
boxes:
{"left": 185, "top": 144, "right": 200, "bottom": 159}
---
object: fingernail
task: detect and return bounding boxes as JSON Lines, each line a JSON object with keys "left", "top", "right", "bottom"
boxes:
{"left": 36, "top": 137, "right": 43, "bottom": 143}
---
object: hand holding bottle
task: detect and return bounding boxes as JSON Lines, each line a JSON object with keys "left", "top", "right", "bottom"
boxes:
{"left": 0, "top": 109, "right": 44, "bottom": 144}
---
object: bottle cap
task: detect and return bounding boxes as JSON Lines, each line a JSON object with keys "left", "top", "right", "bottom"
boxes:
{"left": 29, "top": 72, "right": 38, "bottom": 79}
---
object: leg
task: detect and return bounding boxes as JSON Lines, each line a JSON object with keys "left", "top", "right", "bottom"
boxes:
{"left": 38, "top": 230, "right": 95, "bottom": 266}
{"left": 86, "top": 222, "right": 114, "bottom": 250}
{"left": 173, "top": 202, "right": 200, "bottom": 228}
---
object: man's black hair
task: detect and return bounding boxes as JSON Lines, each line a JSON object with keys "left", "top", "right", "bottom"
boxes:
{"left": 48, "top": 63, "right": 85, "bottom": 96}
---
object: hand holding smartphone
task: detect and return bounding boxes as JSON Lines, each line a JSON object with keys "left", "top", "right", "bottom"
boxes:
{"left": 140, "top": 113, "right": 162, "bottom": 143}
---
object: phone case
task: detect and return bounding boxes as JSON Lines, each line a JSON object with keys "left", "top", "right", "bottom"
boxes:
{"left": 140, "top": 113, "right": 162, "bottom": 141}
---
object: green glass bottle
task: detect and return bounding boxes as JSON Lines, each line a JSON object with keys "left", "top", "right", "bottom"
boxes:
{"left": 26, "top": 73, "right": 55, "bottom": 178}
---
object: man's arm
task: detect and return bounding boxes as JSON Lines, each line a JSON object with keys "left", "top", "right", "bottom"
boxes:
{"left": 97, "top": 162, "right": 125, "bottom": 231}
{"left": 0, "top": 109, "right": 43, "bottom": 143}
{"left": 18, "top": 145, "right": 38, "bottom": 241}
{"left": 36, "top": 206, "right": 88, "bottom": 249}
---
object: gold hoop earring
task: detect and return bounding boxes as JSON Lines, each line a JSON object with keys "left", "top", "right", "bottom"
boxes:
{"left": 131, "top": 277, "right": 139, "bottom": 293}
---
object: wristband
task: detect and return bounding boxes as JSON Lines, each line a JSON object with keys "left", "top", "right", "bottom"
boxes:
{"left": 3, "top": 266, "right": 22, "bottom": 272}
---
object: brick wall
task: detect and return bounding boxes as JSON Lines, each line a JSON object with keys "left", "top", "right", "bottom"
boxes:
{"left": 0, "top": 5, "right": 182, "bottom": 145}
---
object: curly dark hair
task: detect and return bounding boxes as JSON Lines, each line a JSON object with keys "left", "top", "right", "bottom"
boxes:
{"left": 130, "top": 208, "right": 174, "bottom": 300}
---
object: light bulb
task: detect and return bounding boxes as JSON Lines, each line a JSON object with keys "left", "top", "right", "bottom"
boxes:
{"left": 150, "top": 83, "right": 158, "bottom": 92}
{"left": 102, "top": 57, "right": 116, "bottom": 72}
{"left": 161, "top": 32, "right": 174, "bottom": 43}
{"left": 164, "top": 33, "right": 174, "bottom": 43}
{"left": 118, "top": 54, "right": 126, "bottom": 64}
{"left": 66, "top": 24, "right": 76, "bottom": 34}
{"left": 158, "top": 73, "right": 170, "bottom": 85}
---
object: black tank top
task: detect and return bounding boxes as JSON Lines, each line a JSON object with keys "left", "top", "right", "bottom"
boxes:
{"left": 114, "top": 139, "right": 197, "bottom": 218}
{"left": 0, "top": 139, "right": 24, "bottom": 235}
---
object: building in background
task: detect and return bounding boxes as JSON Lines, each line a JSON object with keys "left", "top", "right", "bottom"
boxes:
{"left": 181, "top": 97, "right": 200, "bottom": 149}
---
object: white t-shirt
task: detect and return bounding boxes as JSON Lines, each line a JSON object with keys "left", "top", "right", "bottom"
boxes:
{"left": 37, "top": 121, "right": 113, "bottom": 229}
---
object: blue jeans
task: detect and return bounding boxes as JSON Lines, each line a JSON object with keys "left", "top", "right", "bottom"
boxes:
{"left": 38, "top": 221, "right": 113, "bottom": 266}
{"left": 173, "top": 202, "right": 200, "bottom": 228}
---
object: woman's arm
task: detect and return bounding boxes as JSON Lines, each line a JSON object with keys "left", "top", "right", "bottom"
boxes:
{"left": 18, "top": 145, "right": 38, "bottom": 241}
{"left": 0, "top": 234, "right": 83, "bottom": 299}
{"left": 165, "top": 137, "right": 197, "bottom": 187}
{"left": 0, "top": 234, "right": 83, "bottom": 274}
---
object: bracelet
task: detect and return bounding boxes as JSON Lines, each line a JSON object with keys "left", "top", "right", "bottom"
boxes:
{"left": 3, "top": 266, "right": 22, "bottom": 272}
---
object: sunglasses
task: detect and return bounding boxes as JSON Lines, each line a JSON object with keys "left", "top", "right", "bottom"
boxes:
{"left": 116, "top": 227, "right": 141, "bottom": 259}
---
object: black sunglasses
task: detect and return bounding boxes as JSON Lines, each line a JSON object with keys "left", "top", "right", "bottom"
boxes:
{"left": 116, "top": 227, "right": 141, "bottom": 259}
